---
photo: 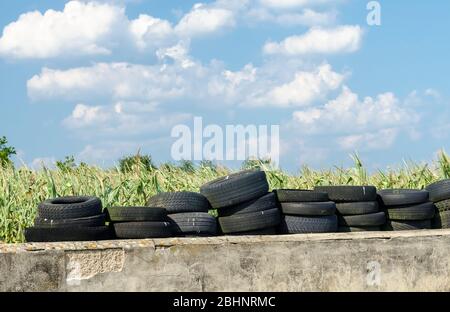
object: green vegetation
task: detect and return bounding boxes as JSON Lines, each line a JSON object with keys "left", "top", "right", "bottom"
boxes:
{"left": 1, "top": 151, "right": 449, "bottom": 243}
{"left": 0, "top": 136, "right": 16, "bottom": 167}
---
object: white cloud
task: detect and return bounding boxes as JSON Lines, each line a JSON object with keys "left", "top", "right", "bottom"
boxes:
{"left": 28, "top": 54, "right": 344, "bottom": 110}
{"left": 292, "top": 86, "right": 420, "bottom": 150}
{"left": 156, "top": 42, "right": 195, "bottom": 69}
{"left": 264, "top": 25, "right": 363, "bottom": 55}
{"left": 259, "top": 0, "right": 333, "bottom": 9}
{"left": 27, "top": 62, "right": 193, "bottom": 102}
{"left": 249, "top": 63, "right": 344, "bottom": 107}
{"left": 0, "top": 1, "right": 237, "bottom": 59}
{"left": 63, "top": 102, "right": 191, "bottom": 136}
{"left": 247, "top": 8, "right": 337, "bottom": 26}
{"left": 293, "top": 86, "right": 418, "bottom": 133}
{"left": 0, "top": 1, "right": 126, "bottom": 58}
{"left": 338, "top": 129, "right": 398, "bottom": 151}
{"left": 129, "top": 14, "right": 174, "bottom": 50}
{"left": 175, "top": 3, "right": 235, "bottom": 37}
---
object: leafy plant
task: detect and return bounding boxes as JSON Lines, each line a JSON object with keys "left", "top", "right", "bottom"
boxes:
{"left": 0, "top": 136, "right": 16, "bottom": 167}
{"left": 1, "top": 152, "right": 450, "bottom": 243}
{"left": 118, "top": 153, "right": 155, "bottom": 173}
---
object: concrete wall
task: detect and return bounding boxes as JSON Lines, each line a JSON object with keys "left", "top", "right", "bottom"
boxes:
{"left": 1, "top": 230, "right": 450, "bottom": 292}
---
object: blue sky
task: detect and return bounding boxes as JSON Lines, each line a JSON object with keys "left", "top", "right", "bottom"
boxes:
{"left": 0, "top": 0, "right": 449, "bottom": 172}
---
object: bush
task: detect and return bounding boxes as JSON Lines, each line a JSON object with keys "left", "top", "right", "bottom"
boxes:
{"left": 119, "top": 154, "right": 155, "bottom": 172}
{"left": 0, "top": 136, "right": 16, "bottom": 167}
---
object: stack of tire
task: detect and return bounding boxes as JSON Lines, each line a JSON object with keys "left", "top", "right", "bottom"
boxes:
{"left": 107, "top": 206, "right": 172, "bottom": 239}
{"left": 426, "top": 180, "right": 450, "bottom": 229}
{"left": 201, "top": 170, "right": 281, "bottom": 235}
{"left": 378, "top": 189, "right": 434, "bottom": 231}
{"left": 315, "top": 186, "right": 386, "bottom": 232}
{"left": 276, "top": 190, "right": 338, "bottom": 234}
{"left": 25, "top": 196, "right": 112, "bottom": 242}
{"left": 147, "top": 192, "right": 217, "bottom": 237}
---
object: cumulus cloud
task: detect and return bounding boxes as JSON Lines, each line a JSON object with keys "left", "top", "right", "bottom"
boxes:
{"left": 246, "top": 8, "right": 337, "bottom": 26}
{"left": 175, "top": 3, "right": 235, "bottom": 36}
{"left": 27, "top": 62, "right": 193, "bottom": 102}
{"left": 0, "top": 1, "right": 126, "bottom": 58}
{"left": 248, "top": 64, "right": 344, "bottom": 107}
{"left": 0, "top": 1, "right": 236, "bottom": 59}
{"left": 63, "top": 102, "right": 191, "bottom": 136}
{"left": 292, "top": 86, "right": 420, "bottom": 150}
{"left": 27, "top": 55, "right": 345, "bottom": 109}
{"left": 338, "top": 129, "right": 398, "bottom": 151}
{"left": 129, "top": 14, "right": 174, "bottom": 50}
{"left": 259, "top": 0, "right": 333, "bottom": 9}
{"left": 264, "top": 25, "right": 363, "bottom": 55}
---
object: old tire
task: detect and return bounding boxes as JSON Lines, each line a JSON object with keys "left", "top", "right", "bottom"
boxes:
{"left": 434, "top": 199, "right": 450, "bottom": 212}
{"left": 25, "top": 226, "right": 113, "bottom": 242}
{"left": 386, "top": 202, "right": 435, "bottom": 221}
{"left": 426, "top": 179, "right": 450, "bottom": 202}
{"left": 338, "top": 226, "right": 381, "bottom": 232}
{"left": 168, "top": 212, "right": 217, "bottom": 236}
{"left": 314, "top": 186, "right": 377, "bottom": 202}
{"left": 280, "top": 201, "right": 336, "bottom": 216}
{"left": 106, "top": 207, "right": 167, "bottom": 222}
{"left": 335, "top": 201, "right": 379, "bottom": 216}
{"left": 279, "top": 215, "right": 338, "bottom": 234}
{"left": 113, "top": 222, "right": 172, "bottom": 239}
{"left": 38, "top": 196, "right": 102, "bottom": 220}
{"left": 432, "top": 210, "right": 450, "bottom": 229}
{"left": 146, "top": 192, "right": 210, "bottom": 213}
{"left": 218, "top": 208, "right": 281, "bottom": 234}
{"left": 200, "top": 170, "right": 269, "bottom": 209}
{"left": 338, "top": 212, "right": 386, "bottom": 227}
{"left": 383, "top": 220, "right": 432, "bottom": 231}
{"left": 34, "top": 214, "right": 106, "bottom": 228}
{"left": 275, "top": 190, "right": 328, "bottom": 203}
{"left": 378, "top": 189, "right": 429, "bottom": 206}
{"left": 218, "top": 193, "right": 277, "bottom": 217}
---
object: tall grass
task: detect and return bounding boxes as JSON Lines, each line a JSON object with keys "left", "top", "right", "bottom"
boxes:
{"left": 1, "top": 152, "right": 449, "bottom": 243}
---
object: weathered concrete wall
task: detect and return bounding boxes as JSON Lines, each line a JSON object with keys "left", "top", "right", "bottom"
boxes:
{"left": 2, "top": 230, "right": 450, "bottom": 292}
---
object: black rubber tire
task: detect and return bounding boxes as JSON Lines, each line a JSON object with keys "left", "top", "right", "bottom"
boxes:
{"left": 146, "top": 192, "right": 210, "bottom": 213}
{"left": 113, "top": 222, "right": 172, "bottom": 239}
{"left": 435, "top": 199, "right": 450, "bottom": 212}
{"left": 338, "top": 212, "right": 386, "bottom": 227}
{"left": 426, "top": 179, "right": 450, "bottom": 202}
{"left": 217, "top": 193, "right": 277, "bottom": 217}
{"left": 25, "top": 226, "right": 113, "bottom": 242}
{"left": 432, "top": 210, "right": 450, "bottom": 229}
{"left": 34, "top": 214, "right": 106, "bottom": 228}
{"left": 336, "top": 201, "right": 379, "bottom": 216}
{"left": 279, "top": 215, "right": 338, "bottom": 234}
{"left": 280, "top": 201, "right": 336, "bottom": 216}
{"left": 168, "top": 213, "right": 217, "bottom": 236}
{"left": 228, "top": 227, "right": 278, "bottom": 236}
{"left": 218, "top": 208, "right": 281, "bottom": 234}
{"left": 38, "top": 196, "right": 102, "bottom": 220}
{"left": 200, "top": 170, "right": 269, "bottom": 209}
{"left": 338, "top": 226, "right": 381, "bottom": 232}
{"left": 378, "top": 189, "right": 429, "bottom": 206}
{"left": 106, "top": 207, "right": 167, "bottom": 222}
{"left": 274, "top": 190, "right": 329, "bottom": 203}
{"left": 386, "top": 202, "right": 435, "bottom": 221}
{"left": 383, "top": 220, "right": 432, "bottom": 231}
{"left": 314, "top": 186, "right": 377, "bottom": 202}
